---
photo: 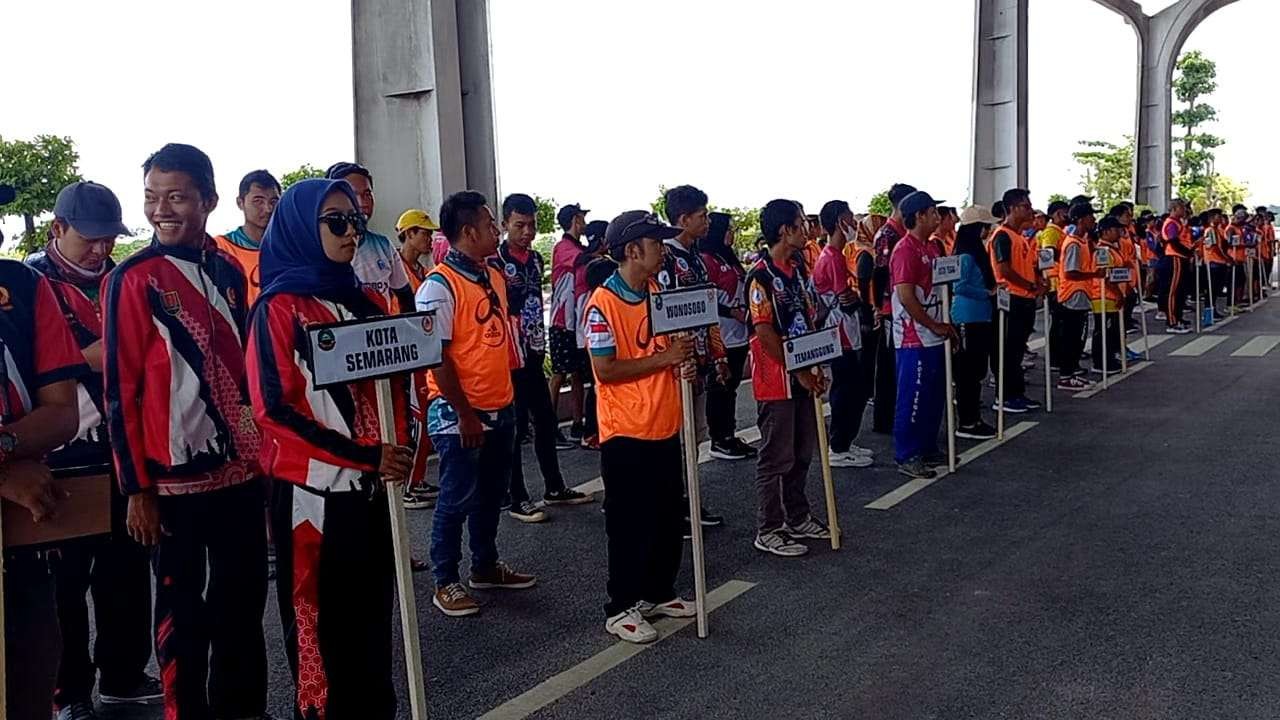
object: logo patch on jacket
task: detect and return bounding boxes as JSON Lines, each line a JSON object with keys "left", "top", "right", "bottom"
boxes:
{"left": 0, "top": 287, "right": 11, "bottom": 311}
{"left": 162, "top": 291, "right": 182, "bottom": 316}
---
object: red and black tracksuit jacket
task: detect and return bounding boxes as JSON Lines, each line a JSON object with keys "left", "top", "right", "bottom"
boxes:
{"left": 102, "top": 238, "right": 261, "bottom": 495}
{"left": 248, "top": 292, "right": 408, "bottom": 719}
{"left": 0, "top": 259, "right": 88, "bottom": 426}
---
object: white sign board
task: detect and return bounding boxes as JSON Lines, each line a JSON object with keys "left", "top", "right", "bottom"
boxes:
{"left": 1095, "top": 247, "right": 1113, "bottom": 268}
{"left": 307, "top": 311, "right": 442, "bottom": 389}
{"left": 931, "top": 255, "right": 962, "bottom": 285}
{"left": 783, "top": 327, "right": 842, "bottom": 373}
{"left": 1107, "top": 267, "right": 1134, "bottom": 283}
{"left": 996, "top": 286, "right": 1011, "bottom": 312}
{"left": 1037, "top": 247, "right": 1056, "bottom": 270}
{"left": 1246, "top": 247, "right": 1259, "bottom": 259}
{"left": 649, "top": 285, "right": 719, "bottom": 335}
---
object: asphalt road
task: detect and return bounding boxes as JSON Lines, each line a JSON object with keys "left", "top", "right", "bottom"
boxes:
{"left": 94, "top": 295, "right": 1280, "bottom": 720}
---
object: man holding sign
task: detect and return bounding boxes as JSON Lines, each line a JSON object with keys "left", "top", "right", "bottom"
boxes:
{"left": 747, "top": 200, "right": 831, "bottom": 558}
{"left": 889, "top": 191, "right": 956, "bottom": 480}
{"left": 247, "top": 178, "right": 414, "bottom": 718}
{"left": 584, "top": 211, "right": 697, "bottom": 644}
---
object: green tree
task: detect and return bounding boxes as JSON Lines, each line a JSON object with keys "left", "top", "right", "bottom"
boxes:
{"left": 0, "top": 135, "right": 83, "bottom": 253}
{"left": 867, "top": 191, "right": 892, "bottom": 217}
{"left": 532, "top": 194, "right": 558, "bottom": 235}
{"left": 1071, "top": 137, "right": 1134, "bottom": 210}
{"left": 1047, "top": 193, "right": 1069, "bottom": 205}
{"left": 280, "top": 163, "right": 324, "bottom": 190}
{"left": 1172, "top": 51, "right": 1224, "bottom": 202}
{"left": 649, "top": 185, "right": 669, "bottom": 221}
{"left": 1183, "top": 175, "right": 1249, "bottom": 213}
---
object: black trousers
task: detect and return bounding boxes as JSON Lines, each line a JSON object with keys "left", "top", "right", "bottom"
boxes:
{"left": 1045, "top": 292, "right": 1063, "bottom": 368}
{"left": 1158, "top": 255, "right": 1188, "bottom": 324}
{"left": 153, "top": 480, "right": 268, "bottom": 720}
{"left": 706, "top": 345, "right": 748, "bottom": 443}
{"left": 52, "top": 479, "right": 152, "bottom": 708}
{"left": 1055, "top": 306, "right": 1089, "bottom": 376}
{"left": 955, "top": 322, "right": 993, "bottom": 426}
{"left": 600, "top": 435, "right": 683, "bottom": 617}
{"left": 271, "top": 480, "right": 396, "bottom": 720}
{"left": 6, "top": 553, "right": 61, "bottom": 720}
{"left": 510, "top": 352, "right": 566, "bottom": 503}
{"left": 828, "top": 349, "right": 868, "bottom": 453}
{"left": 1001, "top": 297, "right": 1035, "bottom": 398}
{"left": 1092, "top": 311, "right": 1122, "bottom": 370}
{"left": 871, "top": 324, "right": 896, "bottom": 433}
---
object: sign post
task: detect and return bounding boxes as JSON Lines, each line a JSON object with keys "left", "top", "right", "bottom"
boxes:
{"left": 1037, "top": 247, "right": 1056, "bottom": 413}
{"left": 1247, "top": 249, "right": 1258, "bottom": 310}
{"left": 648, "top": 285, "right": 720, "bottom": 637}
{"left": 995, "top": 286, "right": 1010, "bottom": 440}
{"left": 932, "top": 255, "right": 961, "bottom": 471}
{"left": 1194, "top": 254, "right": 1203, "bottom": 333}
{"left": 1140, "top": 262, "right": 1152, "bottom": 360}
{"left": 1203, "top": 257, "right": 1215, "bottom": 329}
{"left": 307, "top": 310, "right": 443, "bottom": 720}
{"left": 1109, "top": 267, "right": 1133, "bottom": 374}
{"left": 784, "top": 327, "right": 843, "bottom": 551}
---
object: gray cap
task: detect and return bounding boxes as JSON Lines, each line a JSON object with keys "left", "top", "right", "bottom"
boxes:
{"left": 53, "top": 181, "right": 129, "bottom": 238}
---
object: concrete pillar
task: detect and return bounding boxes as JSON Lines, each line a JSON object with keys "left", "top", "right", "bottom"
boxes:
{"left": 1092, "top": 0, "right": 1239, "bottom": 209}
{"left": 970, "top": 0, "right": 1028, "bottom": 206}
{"left": 351, "top": 0, "right": 498, "bottom": 236}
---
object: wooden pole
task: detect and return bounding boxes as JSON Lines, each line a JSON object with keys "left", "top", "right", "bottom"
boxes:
{"left": 679, "top": 373, "right": 709, "bottom": 638}
{"left": 811, "top": 375, "right": 841, "bottom": 551}
{"left": 375, "top": 378, "right": 428, "bottom": 720}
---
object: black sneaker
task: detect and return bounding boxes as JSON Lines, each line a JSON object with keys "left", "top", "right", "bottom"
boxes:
{"left": 730, "top": 437, "right": 759, "bottom": 457}
{"left": 922, "top": 452, "right": 949, "bottom": 468}
{"left": 896, "top": 458, "right": 936, "bottom": 480}
{"left": 686, "top": 504, "right": 723, "bottom": 527}
{"left": 1018, "top": 396, "right": 1042, "bottom": 410}
{"left": 507, "top": 501, "right": 548, "bottom": 523}
{"left": 709, "top": 439, "right": 749, "bottom": 460}
{"left": 553, "top": 431, "right": 575, "bottom": 451}
{"left": 569, "top": 422, "right": 586, "bottom": 441}
{"left": 544, "top": 488, "right": 594, "bottom": 505}
{"left": 956, "top": 421, "right": 997, "bottom": 440}
{"left": 99, "top": 675, "right": 164, "bottom": 705}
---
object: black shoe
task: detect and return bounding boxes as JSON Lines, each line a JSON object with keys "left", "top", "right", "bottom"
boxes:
{"left": 545, "top": 488, "right": 594, "bottom": 505}
{"left": 922, "top": 452, "right": 949, "bottom": 468}
{"left": 956, "top": 421, "right": 997, "bottom": 440}
{"left": 99, "top": 675, "right": 164, "bottom": 705}
{"left": 569, "top": 422, "right": 585, "bottom": 441}
{"left": 686, "top": 504, "right": 723, "bottom": 527}
{"left": 553, "top": 430, "right": 575, "bottom": 451}
{"left": 1018, "top": 396, "right": 1042, "bottom": 410}
{"left": 896, "top": 459, "right": 936, "bottom": 480}
{"left": 730, "top": 437, "right": 759, "bottom": 457}
{"left": 709, "top": 439, "right": 749, "bottom": 460}
{"left": 54, "top": 703, "right": 98, "bottom": 720}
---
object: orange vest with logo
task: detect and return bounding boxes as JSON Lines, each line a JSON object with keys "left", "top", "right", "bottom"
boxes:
{"left": 990, "top": 225, "right": 1036, "bottom": 298}
{"left": 584, "top": 283, "right": 681, "bottom": 443}
{"left": 1058, "top": 235, "right": 1094, "bottom": 304}
{"left": 1204, "top": 227, "right": 1230, "bottom": 264}
{"left": 1091, "top": 242, "right": 1124, "bottom": 311}
{"left": 1226, "top": 225, "right": 1247, "bottom": 263}
{"left": 425, "top": 263, "right": 515, "bottom": 412}
{"left": 1162, "top": 218, "right": 1190, "bottom": 259}
{"left": 214, "top": 236, "right": 262, "bottom": 306}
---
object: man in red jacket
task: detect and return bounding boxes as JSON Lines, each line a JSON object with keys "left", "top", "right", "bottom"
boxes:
{"left": 102, "top": 144, "right": 268, "bottom": 719}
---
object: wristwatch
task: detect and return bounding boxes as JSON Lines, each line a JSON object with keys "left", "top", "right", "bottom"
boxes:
{"left": 0, "top": 429, "right": 18, "bottom": 465}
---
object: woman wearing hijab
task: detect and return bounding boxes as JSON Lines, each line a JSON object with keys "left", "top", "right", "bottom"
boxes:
{"left": 700, "top": 211, "right": 756, "bottom": 459}
{"left": 246, "top": 178, "right": 413, "bottom": 720}
{"left": 950, "top": 206, "right": 1000, "bottom": 441}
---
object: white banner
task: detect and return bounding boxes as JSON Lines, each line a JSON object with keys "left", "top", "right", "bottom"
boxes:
{"left": 783, "top": 327, "right": 842, "bottom": 373}
{"left": 307, "top": 311, "right": 442, "bottom": 389}
{"left": 649, "top": 285, "right": 719, "bottom": 335}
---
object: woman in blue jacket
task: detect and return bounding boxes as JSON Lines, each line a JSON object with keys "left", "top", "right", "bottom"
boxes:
{"left": 951, "top": 206, "right": 999, "bottom": 440}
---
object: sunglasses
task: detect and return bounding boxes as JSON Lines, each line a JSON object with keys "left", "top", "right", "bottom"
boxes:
{"left": 318, "top": 212, "right": 368, "bottom": 237}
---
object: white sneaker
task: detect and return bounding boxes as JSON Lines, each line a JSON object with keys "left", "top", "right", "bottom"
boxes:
{"left": 848, "top": 444, "right": 875, "bottom": 458}
{"left": 754, "top": 530, "right": 809, "bottom": 557}
{"left": 638, "top": 598, "right": 697, "bottom": 619}
{"left": 829, "top": 451, "right": 872, "bottom": 468}
{"left": 606, "top": 606, "right": 658, "bottom": 644}
{"left": 784, "top": 517, "right": 832, "bottom": 540}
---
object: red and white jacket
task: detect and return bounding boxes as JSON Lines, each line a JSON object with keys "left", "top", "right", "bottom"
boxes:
{"left": 102, "top": 238, "right": 261, "bottom": 496}
{"left": 248, "top": 292, "right": 409, "bottom": 493}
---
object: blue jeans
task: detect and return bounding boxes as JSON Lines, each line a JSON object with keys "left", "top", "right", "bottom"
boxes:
{"left": 893, "top": 346, "right": 945, "bottom": 464}
{"left": 428, "top": 421, "right": 516, "bottom": 587}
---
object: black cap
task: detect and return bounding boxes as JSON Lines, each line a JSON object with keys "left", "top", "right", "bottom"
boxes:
{"left": 583, "top": 220, "right": 609, "bottom": 254}
{"left": 325, "top": 161, "right": 372, "bottom": 183}
{"left": 1047, "top": 200, "right": 1069, "bottom": 215}
{"left": 888, "top": 183, "right": 918, "bottom": 207}
{"left": 557, "top": 203, "right": 589, "bottom": 230}
{"left": 1069, "top": 202, "right": 1100, "bottom": 222}
{"left": 53, "top": 181, "right": 129, "bottom": 238}
{"left": 605, "top": 211, "right": 680, "bottom": 253}
{"left": 1097, "top": 216, "right": 1124, "bottom": 233}
{"left": 0, "top": 185, "right": 14, "bottom": 207}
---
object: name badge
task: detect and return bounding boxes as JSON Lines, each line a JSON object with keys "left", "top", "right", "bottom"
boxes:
{"left": 1095, "top": 247, "right": 1114, "bottom": 268}
{"left": 783, "top": 327, "right": 842, "bottom": 373}
{"left": 306, "top": 311, "right": 442, "bottom": 389}
{"left": 648, "top": 285, "right": 719, "bottom": 335}
{"left": 996, "top": 287, "right": 1011, "bottom": 312}
{"left": 931, "top": 256, "right": 962, "bottom": 285}
{"left": 1107, "top": 267, "right": 1134, "bottom": 283}
{"left": 1037, "top": 247, "right": 1056, "bottom": 270}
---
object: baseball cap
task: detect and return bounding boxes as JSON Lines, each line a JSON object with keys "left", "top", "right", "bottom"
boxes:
{"left": 583, "top": 220, "right": 609, "bottom": 254}
{"left": 605, "top": 211, "right": 680, "bottom": 253}
{"left": 1097, "top": 216, "right": 1124, "bottom": 233}
{"left": 53, "top": 181, "right": 129, "bottom": 238}
{"left": 395, "top": 208, "right": 439, "bottom": 234}
{"left": 0, "top": 185, "right": 14, "bottom": 206}
{"left": 958, "top": 205, "right": 999, "bottom": 226}
{"left": 1069, "top": 202, "right": 1100, "bottom": 222}
{"left": 557, "top": 203, "right": 589, "bottom": 230}
{"left": 898, "top": 191, "right": 943, "bottom": 220}
{"left": 1047, "top": 200, "right": 1070, "bottom": 215}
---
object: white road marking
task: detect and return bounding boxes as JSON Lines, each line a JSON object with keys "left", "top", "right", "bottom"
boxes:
{"left": 864, "top": 421, "right": 1039, "bottom": 511}
{"left": 476, "top": 580, "right": 758, "bottom": 720}
{"left": 1231, "top": 335, "right": 1280, "bottom": 357}
{"left": 1169, "top": 335, "right": 1228, "bottom": 357}
{"left": 1072, "top": 361, "right": 1152, "bottom": 398}
{"left": 1129, "top": 334, "right": 1172, "bottom": 353}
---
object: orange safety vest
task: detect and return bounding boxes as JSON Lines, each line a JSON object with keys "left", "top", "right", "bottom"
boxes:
{"left": 425, "top": 263, "right": 516, "bottom": 412}
{"left": 990, "top": 225, "right": 1037, "bottom": 298}
{"left": 213, "top": 235, "right": 262, "bottom": 306}
{"left": 843, "top": 244, "right": 874, "bottom": 295}
{"left": 1058, "top": 234, "right": 1094, "bottom": 305}
{"left": 584, "top": 282, "right": 681, "bottom": 443}
{"left": 1162, "top": 218, "right": 1190, "bottom": 259}
{"left": 1204, "top": 227, "right": 1230, "bottom": 265}
{"left": 1091, "top": 242, "right": 1124, "bottom": 311}
{"left": 1226, "top": 224, "right": 1248, "bottom": 263}
{"left": 1262, "top": 224, "right": 1276, "bottom": 260}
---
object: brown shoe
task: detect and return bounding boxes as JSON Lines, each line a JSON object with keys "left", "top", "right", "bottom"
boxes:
{"left": 432, "top": 583, "right": 479, "bottom": 617}
{"left": 469, "top": 561, "right": 536, "bottom": 590}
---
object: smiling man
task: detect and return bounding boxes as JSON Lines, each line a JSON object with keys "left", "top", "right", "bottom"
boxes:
{"left": 102, "top": 144, "right": 268, "bottom": 720}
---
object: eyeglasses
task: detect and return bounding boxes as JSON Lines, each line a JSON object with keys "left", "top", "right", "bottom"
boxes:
{"left": 318, "top": 212, "right": 368, "bottom": 237}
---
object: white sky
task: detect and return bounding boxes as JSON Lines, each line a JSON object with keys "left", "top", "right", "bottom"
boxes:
{"left": 2, "top": 0, "right": 1275, "bottom": 244}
